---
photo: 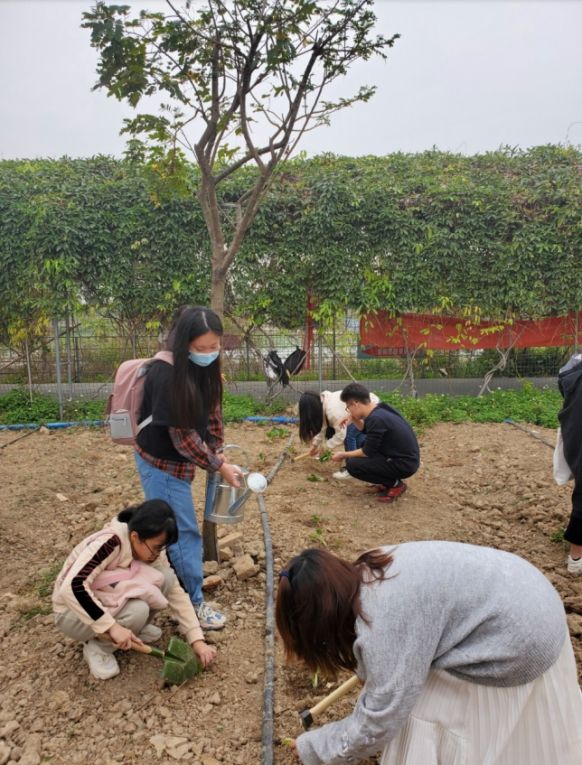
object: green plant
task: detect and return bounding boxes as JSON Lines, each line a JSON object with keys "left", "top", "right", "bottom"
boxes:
{"left": 266, "top": 426, "right": 289, "bottom": 440}
{"left": 17, "top": 560, "right": 65, "bottom": 625}
{"left": 19, "top": 605, "right": 51, "bottom": 623}
{"left": 308, "top": 513, "right": 328, "bottom": 547}
{"left": 309, "top": 527, "right": 328, "bottom": 547}
{"left": 307, "top": 474, "right": 324, "bottom": 482}
{"left": 62, "top": 398, "right": 107, "bottom": 422}
{"left": 550, "top": 528, "right": 566, "bottom": 544}
{"left": 0, "top": 389, "right": 58, "bottom": 424}
{"left": 319, "top": 449, "right": 333, "bottom": 463}
{"left": 35, "top": 562, "right": 64, "bottom": 599}
{"left": 223, "top": 392, "right": 262, "bottom": 422}
{"left": 380, "top": 384, "right": 561, "bottom": 433}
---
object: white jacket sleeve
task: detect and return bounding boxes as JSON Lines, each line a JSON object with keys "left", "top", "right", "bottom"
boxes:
{"left": 56, "top": 536, "right": 122, "bottom": 634}
{"left": 154, "top": 558, "right": 204, "bottom": 644}
{"left": 553, "top": 428, "right": 573, "bottom": 485}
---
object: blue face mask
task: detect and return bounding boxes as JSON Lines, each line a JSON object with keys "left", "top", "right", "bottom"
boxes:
{"left": 188, "top": 350, "right": 220, "bottom": 367}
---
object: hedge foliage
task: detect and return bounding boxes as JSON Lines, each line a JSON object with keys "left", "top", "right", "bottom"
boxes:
{"left": 1, "top": 146, "right": 581, "bottom": 339}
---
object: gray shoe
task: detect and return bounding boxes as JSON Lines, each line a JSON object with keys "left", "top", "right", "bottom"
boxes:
{"left": 138, "top": 624, "right": 162, "bottom": 643}
{"left": 83, "top": 639, "right": 120, "bottom": 680}
{"left": 567, "top": 555, "right": 582, "bottom": 574}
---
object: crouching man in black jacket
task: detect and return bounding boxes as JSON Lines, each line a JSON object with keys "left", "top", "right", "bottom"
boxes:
{"left": 331, "top": 383, "right": 420, "bottom": 503}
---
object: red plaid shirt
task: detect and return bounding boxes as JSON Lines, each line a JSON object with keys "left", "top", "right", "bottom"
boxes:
{"left": 135, "top": 404, "right": 224, "bottom": 482}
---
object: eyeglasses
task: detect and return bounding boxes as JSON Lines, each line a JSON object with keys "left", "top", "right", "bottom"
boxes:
{"left": 344, "top": 401, "right": 357, "bottom": 411}
{"left": 142, "top": 539, "right": 168, "bottom": 557}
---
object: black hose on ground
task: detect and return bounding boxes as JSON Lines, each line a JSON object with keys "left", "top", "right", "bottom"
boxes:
{"left": 259, "top": 436, "right": 293, "bottom": 765}
{"left": 503, "top": 418, "right": 555, "bottom": 449}
{"left": 0, "top": 426, "right": 40, "bottom": 450}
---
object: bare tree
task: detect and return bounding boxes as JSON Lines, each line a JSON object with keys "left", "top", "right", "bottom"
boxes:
{"left": 83, "top": 0, "right": 399, "bottom": 315}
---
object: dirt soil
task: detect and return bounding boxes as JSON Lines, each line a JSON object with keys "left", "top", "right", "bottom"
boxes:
{"left": 1, "top": 421, "right": 581, "bottom": 765}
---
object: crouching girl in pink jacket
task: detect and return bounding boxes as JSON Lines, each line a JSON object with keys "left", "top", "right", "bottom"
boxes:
{"left": 52, "top": 499, "right": 216, "bottom": 680}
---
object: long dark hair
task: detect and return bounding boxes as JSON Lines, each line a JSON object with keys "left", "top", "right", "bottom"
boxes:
{"left": 117, "top": 499, "right": 179, "bottom": 546}
{"left": 166, "top": 306, "right": 223, "bottom": 431}
{"left": 276, "top": 547, "right": 394, "bottom": 677}
{"left": 298, "top": 391, "right": 324, "bottom": 443}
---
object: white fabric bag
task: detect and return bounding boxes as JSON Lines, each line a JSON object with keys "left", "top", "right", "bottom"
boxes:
{"left": 553, "top": 427, "right": 573, "bottom": 485}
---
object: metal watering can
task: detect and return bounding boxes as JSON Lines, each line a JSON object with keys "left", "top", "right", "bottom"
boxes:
{"left": 204, "top": 444, "right": 267, "bottom": 525}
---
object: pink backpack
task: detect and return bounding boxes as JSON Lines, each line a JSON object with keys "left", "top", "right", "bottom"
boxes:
{"left": 106, "top": 350, "right": 173, "bottom": 445}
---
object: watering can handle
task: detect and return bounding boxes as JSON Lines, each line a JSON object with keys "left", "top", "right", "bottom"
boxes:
{"left": 221, "top": 443, "right": 251, "bottom": 469}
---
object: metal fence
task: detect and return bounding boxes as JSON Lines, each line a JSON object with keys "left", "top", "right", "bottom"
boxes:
{"left": 0, "top": 315, "right": 573, "bottom": 411}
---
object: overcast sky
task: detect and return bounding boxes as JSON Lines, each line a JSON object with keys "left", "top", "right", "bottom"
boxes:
{"left": 1, "top": 0, "right": 581, "bottom": 160}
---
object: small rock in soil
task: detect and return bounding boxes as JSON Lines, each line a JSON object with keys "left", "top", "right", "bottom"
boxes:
{"left": 202, "top": 575, "right": 224, "bottom": 591}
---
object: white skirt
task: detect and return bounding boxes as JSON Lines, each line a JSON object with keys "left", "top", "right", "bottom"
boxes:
{"left": 381, "top": 637, "right": 582, "bottom": 765}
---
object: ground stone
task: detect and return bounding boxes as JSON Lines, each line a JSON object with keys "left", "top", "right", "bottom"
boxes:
{"left": 18, "top": 734, "right": 41, "bottom": 765}
{"left": 0, "top": 721, "right": 19, "bottom": 738}
{"left": 203, "top": 561, "right": 219, "bottom": 576}
{"left": 168, "top": 743, "right": 192, "bottom": 760}
{"left": 217, "top": 532, "right": 243, "bottom": 551}
{"left": 202, "top": 575, "right": 224, "bottom": 591}
{"left": 232, "top": 555, "right": 259, "bottom": 581}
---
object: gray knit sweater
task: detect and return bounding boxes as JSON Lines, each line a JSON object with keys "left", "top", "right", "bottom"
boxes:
{"left": 296, "top": 541, "right": 567, "bottom": 765}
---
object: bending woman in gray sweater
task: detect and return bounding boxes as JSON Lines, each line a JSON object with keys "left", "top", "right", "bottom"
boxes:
{"left": 276, "top": 541, "right": 582, "bottom": 765}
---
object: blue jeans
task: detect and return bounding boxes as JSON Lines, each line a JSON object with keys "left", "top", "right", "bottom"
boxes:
{"left": 345, "top": 423, "right": 366, "bottom": 452}
{"left": 135, "top": 452, "right": 204, "bottom": 606}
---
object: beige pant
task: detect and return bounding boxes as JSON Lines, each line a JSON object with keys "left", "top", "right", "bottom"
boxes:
{"left": 54, "top": 568, "right": 174, "bottom": 652}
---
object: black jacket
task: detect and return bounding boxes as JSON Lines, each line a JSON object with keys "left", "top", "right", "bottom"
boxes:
{"left": 558, "top": 359, "right": 582, "bottom": 476}
{"left": 362, "top": 402, "right": 420, "bottom": 467}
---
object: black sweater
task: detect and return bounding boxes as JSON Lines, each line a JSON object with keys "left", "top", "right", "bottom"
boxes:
{"left": 362, "top": 402, "right": 420, "bottom": 467}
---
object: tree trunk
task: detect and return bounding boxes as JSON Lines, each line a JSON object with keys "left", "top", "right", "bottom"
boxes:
{"left": 204, "top": 252, "right": 228, "bottom": 561}
{"left": 210, "top": 263, "right": 227, "bottom": 319}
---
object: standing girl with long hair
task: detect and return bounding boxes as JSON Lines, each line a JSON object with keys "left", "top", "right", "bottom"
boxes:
{"left": 135, "top": 306, "right": 242, "bottom": 630}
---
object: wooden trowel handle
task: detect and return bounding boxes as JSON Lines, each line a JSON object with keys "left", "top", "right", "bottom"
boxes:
{"left": 293, "top": 451, "right": 312, "bottom": 462}
{"left": 99, "top": 633, "right": 162, "bottom": 658}
{"left": 129, "top": 638, "right": 156, "bottom": 655}
{"left": 309, "top": 675, "right": 360, "bottom": 717}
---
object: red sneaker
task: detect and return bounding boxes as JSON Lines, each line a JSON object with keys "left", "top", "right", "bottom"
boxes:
{"left": 387, "top": 480, "right": 407, "bottom": 496}
{"left": 377, "top": 482, "right": 407, "bottom": 503}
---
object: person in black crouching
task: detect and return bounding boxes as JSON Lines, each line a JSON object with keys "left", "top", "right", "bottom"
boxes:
{"left": 331, "top": 383, "right": 419, "bottom": 503}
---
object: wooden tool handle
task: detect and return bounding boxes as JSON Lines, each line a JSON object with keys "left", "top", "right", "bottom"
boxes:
{"left": 99, "top": 633, "right": 160, "bottom": 657}
{"left": 129, "top": 638, "right": 155, "bottom": 655}
{"left": 293, "top": 451, "right": 312, "bottom": 462}
{"left": 309, "top": 675, "right": 359, "bottom": 716}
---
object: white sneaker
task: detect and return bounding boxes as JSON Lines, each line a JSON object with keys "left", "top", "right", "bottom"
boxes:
{"left": 138, "top": 624, "right": 162, "bottom": 643}
{"left": 196, "top": 602, "right": 226, "bottom": 631}
{"left": 333, "top": 469, "right": 351, "bottom": 480}
{"left": 83, "top": 639, "right": 120, "bottom": 680}
{"left": 567, "top": 555, "right": 582, "bottom": 574}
